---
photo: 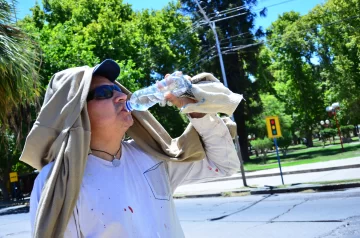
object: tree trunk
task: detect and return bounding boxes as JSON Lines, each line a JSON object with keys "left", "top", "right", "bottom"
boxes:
{"left": 306, "top": 131, "right": 314, "bottom": 147}
{"left": 353, "top": 125, "right": 358, "bottom": 136}
{"left": 224, "top": 55, "right": 252, "bottom": 163}
{"left": 292, "top": 134, "right": 298, "bottom": 145}
{"left": 0, "top": 179, "right": 10, "bottom": 201}
{"left": 1, "top": 151, "right": 12, "bottom": 201}
{"left": 233, "top": 103, "right": 250, "bottom": 162}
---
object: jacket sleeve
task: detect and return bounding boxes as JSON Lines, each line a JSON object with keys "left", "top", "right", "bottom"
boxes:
{"left": 30, "top": 162, "right": 80, "bottom": 237}
{"left": 166, "top": 113, "right": 240, "bottom": 194}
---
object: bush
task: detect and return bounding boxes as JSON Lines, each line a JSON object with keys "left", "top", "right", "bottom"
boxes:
{"left": 320, "top": 128, "right": 337, "bottom": 146}
{"left": 250, "top": 138, "right": 273, "bottom": 164}
{"left": 340, "top": 125, "right": 354, "bottom": 138}
{"left": 277, "top": 132, "right": 292, "bottom": 157}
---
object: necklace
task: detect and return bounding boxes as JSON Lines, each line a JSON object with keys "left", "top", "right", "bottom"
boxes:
{"left": 91, "top": 145, "right": 122, "bottom": 167}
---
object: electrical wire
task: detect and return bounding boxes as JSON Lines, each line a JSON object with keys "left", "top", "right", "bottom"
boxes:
{"left": 210, "top": 0, "right": 297, "bottom": 24}
{"left": 187, "top": 13, "right": 360, "bottom": 69}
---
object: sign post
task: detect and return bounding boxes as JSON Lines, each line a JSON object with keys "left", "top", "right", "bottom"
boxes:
{"left": 9, "top": 172, "right": 18, "bottom": 200}
{"left": 266, "top": 116, "right": 284, "bottom": 185}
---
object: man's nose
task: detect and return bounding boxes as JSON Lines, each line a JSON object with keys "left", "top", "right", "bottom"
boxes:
{"left": 113, "top": 91, "right": 127, "bottom": 103}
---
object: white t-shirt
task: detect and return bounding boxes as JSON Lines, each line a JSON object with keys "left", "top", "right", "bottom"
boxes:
{"left": 30, "top": 114, "right": 239, "bottom": 237}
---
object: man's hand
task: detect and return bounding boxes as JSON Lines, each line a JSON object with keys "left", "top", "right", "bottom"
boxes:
{"left": 163, "top": 73, "right": 206, "bottom": 118}
{"left": 164, "top": 93, "right": 206, "bottom": 119}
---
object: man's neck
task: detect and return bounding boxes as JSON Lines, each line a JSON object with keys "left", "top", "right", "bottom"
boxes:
{"left": 90, "top": 130, "right": 125, "bottom": 161}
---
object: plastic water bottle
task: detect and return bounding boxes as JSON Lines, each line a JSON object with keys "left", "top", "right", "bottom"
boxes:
{"left": 125, "top": 71, "right": 192, "bottom": 111}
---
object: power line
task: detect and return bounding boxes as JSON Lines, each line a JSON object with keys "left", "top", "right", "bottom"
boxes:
{"left": 208, "top": 5, "right": 247, "bottom": 18}
{"left": 188, "top": 0, "right": 297, "bottom": 49}
{"left": 218, "top": 13, "right": 360, "bottom": 56}
{"left": 222, "top": 42, "right": 264, "bottom": 54}
{"left": 208, "top": 6, "right": 248, "bottom": 21}
{"left": 209, "top": 0, "right": 297, "bottom": 24}
{"left": 220, "top": 36, "right": 259, "bottom": 48}
{"left": 187, "top": 50, "right": 218, "bottom": 71}
{"left": 186, "top": 0, "right": 299, "bottom": 46}
{"left": 206, "top": 0, "right": 280, "bottom": 19}
{"left": 220, "top": 32, "right": 253, "bottom": 42}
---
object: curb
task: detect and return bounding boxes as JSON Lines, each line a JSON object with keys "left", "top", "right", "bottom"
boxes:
{"left": 173, "top": 183, "right": 360, "bottom": 198}
{"left": 0, "top": 204, "right": 29, "bottom": 216}
{"left": 250, "top": 182, "right": 360, "bottom": 195}
{"left": 204, "top": 164, "right": 360, "bottom": 183}
{"left": 174, "top": 189, "right": 251, "bottom": 199}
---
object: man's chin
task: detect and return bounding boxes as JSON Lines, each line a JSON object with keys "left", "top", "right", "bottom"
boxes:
{"left": 121, "top": 115, "right": 134, "bottom": 128}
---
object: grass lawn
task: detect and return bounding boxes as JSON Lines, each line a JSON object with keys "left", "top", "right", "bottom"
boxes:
{"left": 244, "top": 138, "right": 360, "bottom": 172}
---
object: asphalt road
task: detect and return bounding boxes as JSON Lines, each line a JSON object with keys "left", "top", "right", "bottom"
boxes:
{"left": 175, "top": 188, "right": 360, "bottom": 238}
{"left": 1, "top": 188, "right": 359, "bottom": 237}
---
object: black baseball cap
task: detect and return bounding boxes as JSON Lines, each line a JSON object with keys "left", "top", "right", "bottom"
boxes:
{"left": 93, "top": 59, "right": 120, "bottom": 82}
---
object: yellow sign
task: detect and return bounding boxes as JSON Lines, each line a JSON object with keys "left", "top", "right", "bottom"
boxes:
{"left": 9, "top": 172, "right": 18, "bottom": 183}
{"left": 266, "top": 116, "right": 282, "bottom": 138}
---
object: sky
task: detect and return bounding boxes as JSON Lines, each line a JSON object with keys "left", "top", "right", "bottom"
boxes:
{"left": 16, "top": 0, "right": 325, "bottom": 30}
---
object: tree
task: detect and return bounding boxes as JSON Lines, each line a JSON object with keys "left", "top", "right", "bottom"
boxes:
{"left": 0, "top": 0, "right": 40, "bottom": 125}
{"left": 0, "top": 0, "right": 41, "bottom": 200}
{"left": 262, "top": 11, "right": 325, "bottom": 147}
{"left": 19, "top": 0, "right": 202, "bottom": 137}
{"left": 248, "top": 94, "right": 293, "bottom": 139}
{"left": 181, "top": 0, "right": 265, "bottom": 162}
{"left": 306, "top": 0, "right": 360, "bottom": 126}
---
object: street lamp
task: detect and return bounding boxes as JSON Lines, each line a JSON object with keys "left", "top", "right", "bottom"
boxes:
{"left": 248, "top": 135, "right": 256, "bottom": 156}
{"left": 326, "top": 102, "right": 344, "bottom": 152}
{"left": 320, "top": 120, "right": 330, "bottom": 127}
{"left": 319, "top": 119, "right": 332, "bottom": 145}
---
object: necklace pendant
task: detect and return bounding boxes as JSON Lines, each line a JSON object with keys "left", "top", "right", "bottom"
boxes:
{"left": 112, "top": 157, "right": 121, "bottom": 167}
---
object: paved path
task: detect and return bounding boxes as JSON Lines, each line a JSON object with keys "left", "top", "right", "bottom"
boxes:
{"left": 174, "top": 157, "right": 360, "bottom": 196}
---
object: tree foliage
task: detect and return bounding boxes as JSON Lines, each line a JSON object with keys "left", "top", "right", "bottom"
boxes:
{"left": 256, "top": 0, "right": 360, "bottom": 147}
{"left": 181, "top": 0, "right": 265, "bottom": 162}
{"left": 0, "top": 0, "right": 41, "bottom": 201}
{"left": 19, "top": 0, "right": 202, "bottom": 137}
{"left": 277, "top": 131, "right": 293, "bottom": 157}
{"left": 3, "top": 0, "right": 360, "bottom": 201}
{"left": 248, "top": 94, "right": 293, "bottom": 139}
{"left": 0, "top": 0, "right": 41, "bottom": 127}
{"left": 250, "top": 138, "right": 273, "bottom": 163}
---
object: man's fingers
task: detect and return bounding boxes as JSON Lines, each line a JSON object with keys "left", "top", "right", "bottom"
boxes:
{"left": 164, "top": 93, "right": 182, "bottom": 108}
{"left": 164, "top": 93, "right": 197, "bottom": 109}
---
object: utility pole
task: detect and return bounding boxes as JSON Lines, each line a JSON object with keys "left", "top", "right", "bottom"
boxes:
{"left": 194, "top": 0, "right": 247, "bottom": 187}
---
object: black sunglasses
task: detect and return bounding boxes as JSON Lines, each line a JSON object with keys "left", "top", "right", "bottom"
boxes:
{"left": 87, "top": 84, "right": 122, "bottom": 101}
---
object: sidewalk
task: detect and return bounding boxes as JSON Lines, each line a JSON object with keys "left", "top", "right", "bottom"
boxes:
{"left": 210, "top": 156, "right": 360, "bottom": 183}
{"left": 174, "top": 157, "right": 360, "bottom": 197}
